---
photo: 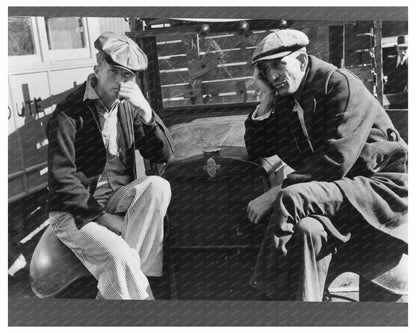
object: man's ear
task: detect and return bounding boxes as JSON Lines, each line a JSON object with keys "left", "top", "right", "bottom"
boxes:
{"left": 93, "top": 65, "right": 100, "bottom": 78}
{"left": 297, "top": 52, "right": 308, "bottom": 71}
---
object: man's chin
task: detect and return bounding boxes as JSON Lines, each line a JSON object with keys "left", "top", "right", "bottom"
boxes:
{"left": 276, "top": 89, "right": 289, "bottom": 96}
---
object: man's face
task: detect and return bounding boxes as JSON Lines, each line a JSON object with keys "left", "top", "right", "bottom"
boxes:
{"left": 396, "top": 46, "right": 408, "bottom": 59}
{"left": 257, "top": 53, "right": 305, "bottom": 96}
{"left": 95, "top": 62, "right": 136, "bottom": 100}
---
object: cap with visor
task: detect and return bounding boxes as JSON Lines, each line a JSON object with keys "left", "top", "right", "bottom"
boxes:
{"left": 94, "top": 31, "right": 148, "bottom": 76}
{"left": 251, "top": 29, "right": 309, "bottom": 66}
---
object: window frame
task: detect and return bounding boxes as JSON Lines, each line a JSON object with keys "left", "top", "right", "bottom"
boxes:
{"left": 8, "top": 16, "right": 43, "bottom": 67}
{"left": 41, "top": 17, "right": 92, "bottom": 61}
{"left": 8, "top": 16, "right": 94, "bottom": 71}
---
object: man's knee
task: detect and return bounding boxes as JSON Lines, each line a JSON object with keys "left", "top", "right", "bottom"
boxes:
{"left": 292, "top": 217, "right": 330, "bottom": 258}
{"left": 106, "top": 242, "right": 139, "bottom": 268}
{"left": 139, "top": 176, "right": 171, "bottom": 202}
{"left": 295, "top": 217, "right": 326, "bottom": 241}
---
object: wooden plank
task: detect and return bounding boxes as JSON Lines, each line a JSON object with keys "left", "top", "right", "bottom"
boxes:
{"left": 156, "top": 33, "right": 193, "bottom": 43}
{"left": 157, "top": 41, "right": 188, "bottom": 57}
{"left": 163, "top": 92, "right": 258, "bottom": 107}
{"left": 199, "top": 30, "right": 272, "bottom": 51}
{"left": 160, "top": 70, "right": 189, "bottom": 85}
{"left": 199, "top": 33, "right": 239, "bottom": 51}
{"left": 162, "top": 81, "right": 259, "bottom": 106}
{"left": 202, "top": 64, "right": 251, "bottom": 82}
{"left": 188, "top": 53, "right": 219, "bottom": 80}
{"left": 129, "top": 24, "right": 199, "bottom": 38}
{"left": 373, "top": 20, "right": 384, "bottom": 103}
{"left": 344, "top": 23, "right": 374, "bottom": 67}
{"left": 183, "top": 34, "right": 203, "bottom": 104}
{"left": 161, "top": 84, "right": 191, "bottom": 99}
{"left": 139, "top": 37, "right": 163, "bottom": 112}
{"left": 201, "top": 92, "right": 258, "bottom": 105}
{"left": 201, "top": 79, "right": 257, "bottom": 96}
{"left": 129, "top": 20, "right": 286, "bottom": 39}
{"left": 158, "top": 55, "right": 188, "bottom": 70}
{"left": 163, "top": 99, "right": 193, "bottom": 107}
{"left": 218, "top": 48, "right": 256, "bottom": 64}
{"left": 159, "top": 59, "right": 254, "bottom": 85}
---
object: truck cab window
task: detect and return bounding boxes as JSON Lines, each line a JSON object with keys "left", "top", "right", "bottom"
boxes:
{"left": 44, "top": 17, "right": 86, "bottom": 50}
{"left": 8, "top": 17, "right": 35, "bottom": 56}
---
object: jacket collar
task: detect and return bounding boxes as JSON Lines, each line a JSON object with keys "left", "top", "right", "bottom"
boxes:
{"left": 304, "top": 55, "right": 337, "bottom": 97}
{"left": 83, "top": 74, "right": 100, "bottom": 102}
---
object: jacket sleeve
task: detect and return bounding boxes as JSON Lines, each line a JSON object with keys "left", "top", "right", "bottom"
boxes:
{"left": 133, "top": 109, "right": 175, "bottom": 163}
{"left": 47, "top": 108, "right": 105, "bottom": 227}
{"left": 244, "top": 109, "right": 280, "bottom": 159}
{"left": 283, "top": 70, "right": 376, "bottom": 187}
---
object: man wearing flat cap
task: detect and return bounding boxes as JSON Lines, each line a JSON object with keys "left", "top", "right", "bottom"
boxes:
{"left": 245, "top": 29, "right": 408, "bottom": 301}
{"left": 384, "top": 35, "right": 408, "bottom": 107}
{"left": 46, "top": 32, "right": 174, "bottom": 300}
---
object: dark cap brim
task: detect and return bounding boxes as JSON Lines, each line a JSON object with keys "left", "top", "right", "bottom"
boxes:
{"left": 112, "top": 64, "right": 137, "bottom": 76}
{"left": 102, "top": 52, "right": 137, "bottom": 76}
{"left": 250, "top": 50, "right": 293, "bottom": 66}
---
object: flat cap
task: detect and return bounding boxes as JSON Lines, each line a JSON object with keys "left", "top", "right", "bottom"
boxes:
{"left": 94, "top": 31, "right": 148, "bottom": 73}
{"left": 251, "top": 29, "right": 309, "bottom": 65}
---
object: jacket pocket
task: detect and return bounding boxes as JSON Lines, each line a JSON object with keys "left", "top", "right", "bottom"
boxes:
{"left": 350, "top": 140, "right": 408, "bottom": 177}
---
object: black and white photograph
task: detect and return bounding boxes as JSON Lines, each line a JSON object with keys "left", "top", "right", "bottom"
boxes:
{"left": 7, "top": 5, "right": 408, "bottom": 326}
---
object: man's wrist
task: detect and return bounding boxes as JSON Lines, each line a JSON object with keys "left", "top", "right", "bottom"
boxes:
{"left": 96, "top": 212, "right": 108, "bottom": 224}
{"left": 257, "top": 94, "right": 274, "bottom": 117}
{"left": 252, "top": 98, "right": 273, "bottom": 120}
{"left": 141, "top": 107, "right": 154, "bottom": 124}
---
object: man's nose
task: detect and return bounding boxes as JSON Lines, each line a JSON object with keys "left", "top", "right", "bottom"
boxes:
{"left": 115, "top": 74, "right": 123, "bottom": 84}
{"left": 268, "top": 70, "right": 280, "bottom": 82}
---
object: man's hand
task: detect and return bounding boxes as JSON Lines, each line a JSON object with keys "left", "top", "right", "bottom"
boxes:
{"left": 97, "top": 213, "right": 125, "bottom": 235}
{"left": 118, "top": 82, "right": 153, "bottom": 123}
{"left": 253, "top": 66, "right": 275, "bottom": 117}
{"left": 247, "top": 185, "right": 281, "bottom": 224}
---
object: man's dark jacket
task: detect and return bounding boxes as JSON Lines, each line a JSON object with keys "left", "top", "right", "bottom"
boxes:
{"left": 46, "top": 82, "right": 174, "bottom": 229}
{"left": 385, "top": 56, "right": 408, "bottom": 94}
{"left": 245, "top": 56, "right": 408, "bottom": 243}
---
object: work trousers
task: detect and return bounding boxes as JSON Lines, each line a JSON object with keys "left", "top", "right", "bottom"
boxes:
{"left": 49, "top": 176, "right": 171, "bottom": 300}
{"left": 250, "top": 180, "right": 396, "bottom": 301}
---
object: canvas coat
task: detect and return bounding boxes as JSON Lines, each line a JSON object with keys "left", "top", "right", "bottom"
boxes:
{"left": 46, "top": 82, "right": 174, "bottom": 229}
{"left": 245, "top": 55, "right": 408, "bottom": 244}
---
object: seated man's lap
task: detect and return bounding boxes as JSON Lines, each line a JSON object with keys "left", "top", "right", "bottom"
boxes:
{"left": 49, "top": 211, "right": 135, "bottom": 272}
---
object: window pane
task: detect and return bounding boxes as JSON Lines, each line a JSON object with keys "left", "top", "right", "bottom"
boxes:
{"left": 8, "top": 17, "right": 36, "bottom": 56}
{"left": 45, "top": 17, "right": 86, "bottom": 50}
